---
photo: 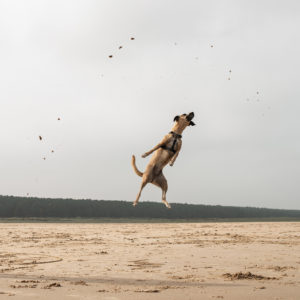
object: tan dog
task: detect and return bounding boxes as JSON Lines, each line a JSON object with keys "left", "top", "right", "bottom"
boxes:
{"left": 131, "top": 112, "right": 195, "bottom": 208}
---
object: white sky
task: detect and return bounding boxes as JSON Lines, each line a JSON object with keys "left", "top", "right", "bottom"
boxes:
{"left": 0, "top": 0, "right": 299, "bottom": 209}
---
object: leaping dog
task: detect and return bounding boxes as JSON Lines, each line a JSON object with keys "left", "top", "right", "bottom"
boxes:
{"left": 131, "top": 112, "right": 195, "bottom": 208}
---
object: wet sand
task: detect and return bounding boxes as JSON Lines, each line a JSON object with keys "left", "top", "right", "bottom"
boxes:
{"left": 0, "top": 222, "right": 299, "bottom": 299}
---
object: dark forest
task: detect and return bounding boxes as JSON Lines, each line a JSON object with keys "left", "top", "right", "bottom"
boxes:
{"left": 1, "top": 195, "right": 299, "bottom": 220}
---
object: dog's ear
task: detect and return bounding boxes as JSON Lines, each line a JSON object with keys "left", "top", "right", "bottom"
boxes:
{"left": 189, "top": 121, "right": 195, "bottom": 126}
{"left": 173, "top": 115, "right": 180, "bottom": 122}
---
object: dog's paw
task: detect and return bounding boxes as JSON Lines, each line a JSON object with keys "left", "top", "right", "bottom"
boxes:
{"left": 163, "top": 200, "right": 171, "bottom": 209}
{"left": 141, "top": 153, "right": 148, "bottom": 158}
{"left": 133, "top": 201, "right": 138, "bottom": 207}
{"left": 169, "top": 162, "right": 174, "bottom": 166}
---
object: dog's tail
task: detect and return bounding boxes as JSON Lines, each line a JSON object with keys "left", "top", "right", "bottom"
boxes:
{"left": 131, "top": 155, "right": 143, "bottom": 177}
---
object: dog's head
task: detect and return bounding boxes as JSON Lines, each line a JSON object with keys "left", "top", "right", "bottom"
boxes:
{"left": 173, "top": 112, "right": 195, "bottom": 126}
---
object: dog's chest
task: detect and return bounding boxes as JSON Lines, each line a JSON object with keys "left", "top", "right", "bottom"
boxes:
{"left": 165, "top": 137, "right": 180, "bottom": 152}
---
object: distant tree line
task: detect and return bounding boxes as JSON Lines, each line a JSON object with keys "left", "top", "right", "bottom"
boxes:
{"left": 0, "top": 195, "right": 300, "bottom": 219}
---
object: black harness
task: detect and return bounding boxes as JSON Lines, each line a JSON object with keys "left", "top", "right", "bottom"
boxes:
{"left": 160, "top": 131, "right": 182, "bottom": 154}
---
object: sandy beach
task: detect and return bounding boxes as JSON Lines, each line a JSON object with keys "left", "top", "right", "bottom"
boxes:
{"left": 0, "top": 222, "right": 299, "bottom": 299}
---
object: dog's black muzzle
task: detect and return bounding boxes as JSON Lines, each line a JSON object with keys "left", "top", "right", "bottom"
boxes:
{"left": 186, "top": 112, "right": 194, "bottom": 121}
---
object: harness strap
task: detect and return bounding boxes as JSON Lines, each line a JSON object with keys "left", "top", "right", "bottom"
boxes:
{"left": 170, "top": 131, "right": 182, "bottom": 139}
{"left": 161, "top": 144, "right": 176, "bottom": 154}
{"left": 160, "top": 131, "right": 182, "bottom": 154}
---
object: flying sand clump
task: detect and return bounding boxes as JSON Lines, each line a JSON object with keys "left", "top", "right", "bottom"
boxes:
{"left": 38, "top": 116, "right": 61, "bottom": 161}
{"left": 108, "top": 36, "right": 135, "bottom": 59}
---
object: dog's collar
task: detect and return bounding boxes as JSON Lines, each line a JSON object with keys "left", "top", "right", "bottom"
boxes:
{"left": 170, "top": 131, "right": 182, "bottom": 139}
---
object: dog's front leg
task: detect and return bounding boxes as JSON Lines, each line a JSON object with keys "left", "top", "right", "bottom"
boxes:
{"left": 142, "top": 142, "right": 164, "bottom": 158}
{"left": 169, "top": 141, "right": 182, "bottom": 166}
{"left": 142, "top": 136, "right": 169, "bottom": 158}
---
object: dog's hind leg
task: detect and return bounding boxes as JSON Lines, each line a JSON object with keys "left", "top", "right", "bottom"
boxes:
{"left": 133, "top": 178, "right": 148, "bottom": 206}
{"left": 152, "top": 173, "right": 170, "bottom": 209}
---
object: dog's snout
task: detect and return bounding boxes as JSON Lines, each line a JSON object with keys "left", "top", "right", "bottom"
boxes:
{"left": 186, "top": 112, "right": 194, "bottom": 121}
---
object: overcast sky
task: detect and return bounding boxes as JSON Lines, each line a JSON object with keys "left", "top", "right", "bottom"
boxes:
{"left": 0, "top": 0, "right": 299, "bottom": 209}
